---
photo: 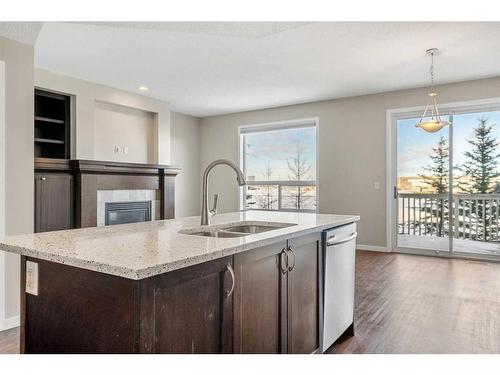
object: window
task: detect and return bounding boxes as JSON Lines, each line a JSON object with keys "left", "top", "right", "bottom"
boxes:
{"left": 240, "top": 120, "right": 317, "bottom": 212}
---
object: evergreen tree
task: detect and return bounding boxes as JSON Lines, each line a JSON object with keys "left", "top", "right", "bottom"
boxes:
{"left": 419, "top": 136, "right": 449, "bottom": 236}
{"left": 420, "top": 136, "right": 449, "bottom": 194}
{"left": 457, "top": 118, "right": 500, "bottom": 240}
{"left": 458, "top": 118, "right": 499, "bottom": 194}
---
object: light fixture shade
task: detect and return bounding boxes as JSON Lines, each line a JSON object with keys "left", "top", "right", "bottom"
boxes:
{"left": 415, "top": 91, "right": 449, "bottom": 133}
{"left": 415, "top": 120, "right": 449, "bottom": 133}
{"left": 415, "top": 48, "right": 450, "bottom": 133}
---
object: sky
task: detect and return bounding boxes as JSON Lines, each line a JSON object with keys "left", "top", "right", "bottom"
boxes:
{"left": 398, "top": 110, "right": 500, "bottom": 177}
{"left": 243, "top": 126, "right": 316, "bottom": 181}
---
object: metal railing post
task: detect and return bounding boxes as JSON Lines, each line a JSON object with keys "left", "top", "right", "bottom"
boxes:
{"left": 454, "top": 196, "right": 460, "bottom": 239}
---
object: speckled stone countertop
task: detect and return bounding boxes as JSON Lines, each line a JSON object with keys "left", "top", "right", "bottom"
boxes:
{"left": 0, "top": 211, "right": 359, "bottom": 280}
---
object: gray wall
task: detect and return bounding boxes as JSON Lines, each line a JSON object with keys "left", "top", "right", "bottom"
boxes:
{"left": 35, "top": 69, "right": 171, "bottom": 164}
{"left": 0, "top": 36, "right": 34, "bottom": 325}
{"left": 171, "top": 111, "right": 201, "bottom": 217}
{"left": 200, "top": 77, "right": 500, "bottom": 247}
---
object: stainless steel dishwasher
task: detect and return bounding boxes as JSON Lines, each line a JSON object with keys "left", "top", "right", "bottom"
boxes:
{"left": 321, "top": 222, "right": 357, "bottom": 352}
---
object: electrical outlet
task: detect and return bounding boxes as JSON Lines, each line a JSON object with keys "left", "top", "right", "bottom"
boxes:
{"left": 374, "top": 182, "right": 381, "bottom": 190}
{"left": 114, "top": 145, "right": 120, "bottom": 154}
{"left": 26, "top": 261, "right": 39, "bottom": 296}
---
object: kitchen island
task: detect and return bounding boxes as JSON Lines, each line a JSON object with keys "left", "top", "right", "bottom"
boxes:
{"left": 0, "top": 211, "right": 359, "bottom": 354}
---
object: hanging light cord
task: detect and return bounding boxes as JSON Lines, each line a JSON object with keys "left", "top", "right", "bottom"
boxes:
{"left": 429, "top": 51, "right": 435, "bottom": 91}
{"left": 419, "top": 50, "right": 439, "bottom": 123}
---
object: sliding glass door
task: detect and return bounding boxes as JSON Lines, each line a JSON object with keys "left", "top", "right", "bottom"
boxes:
{"left": 396, "top": 115, "right": 451, "bottom": 255}
{"left": 394, "top": 106, "right": 500, "bottom": 259}
{"left": 451, "top": 110, "right": 500, "bottom": 257}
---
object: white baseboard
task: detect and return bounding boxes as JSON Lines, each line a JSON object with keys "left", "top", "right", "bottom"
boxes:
{"left": 357, "top": 244, "right": 391, "bottom": 253}
{"left": 0, "top": 315, "right": 20, "bottom": 331}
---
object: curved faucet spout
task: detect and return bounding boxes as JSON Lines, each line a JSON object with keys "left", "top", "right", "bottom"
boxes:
{"left": 201, "top": 159, "right": 246, "bottom": 225}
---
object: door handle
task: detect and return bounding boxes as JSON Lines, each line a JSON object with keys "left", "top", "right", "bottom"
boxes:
{"left": 393, "top": 186, "right": 399, "bottom": 199}
{"left": 287, "top": 247, "right": 296, "bottom": 272}
{"left": 225, "top": 263, "right": 235, "bottom": 298}
{"left": 326, "top": 232, "right": 358, "bottom": 247}
{"left": 280, "top": 249, "right": 288, "bottom": 274}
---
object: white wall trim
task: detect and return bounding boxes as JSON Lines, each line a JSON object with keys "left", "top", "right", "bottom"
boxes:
{"left": 237, "top": 117, "right": 320, "bottom": 212}
{"left": 357, "top": 244, "right": 391, "bottom": 253}
{"left": 0, "top": 61, "right": 6, "bottom": 331}
{"left": 0, "top": 315, "right": 19, "bottom": 331}
{"left": 0, "top": 252, "right": 5, "bottom": 331}
{"left": 386, "top": 95, "right": 500, "bottom": 254}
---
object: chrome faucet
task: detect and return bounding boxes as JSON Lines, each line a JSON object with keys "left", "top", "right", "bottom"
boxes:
{"left": 201, "top": 159, "right": 246, "bottom": 225}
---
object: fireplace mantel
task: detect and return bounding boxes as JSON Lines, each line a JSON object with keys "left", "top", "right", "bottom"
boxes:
{"left": 72, "top": 159, "right": 181, "bottom": 176}
{"left": 35, "top": 158, "right": 181, "bottom": 229}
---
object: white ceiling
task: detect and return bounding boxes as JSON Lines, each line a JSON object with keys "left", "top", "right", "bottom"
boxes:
{"left": 12, "top": 22, "right": 500, "bottom": 116}
{"left": 0, "top": 22, "right": 43, "bottom": 45}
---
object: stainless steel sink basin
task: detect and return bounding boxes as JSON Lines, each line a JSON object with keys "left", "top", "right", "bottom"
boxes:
{"left": 179, "top": 221, "right": 296, "bottom": 238}
{"left": 222, "top": 224, "right": 292, "bottom": 234}
{"left": 188, "top": 230, "right": 248, "bottom": 238}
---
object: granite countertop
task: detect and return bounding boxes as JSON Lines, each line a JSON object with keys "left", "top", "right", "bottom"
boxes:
{"left": 0, "top": 211, "right": 360, "bottom": 280}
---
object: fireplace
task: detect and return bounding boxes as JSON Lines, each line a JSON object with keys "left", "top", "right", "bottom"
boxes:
{"left": 97, "top": 189, "right": 159, "bottom": 227}
{"left": 105, "top": 201, "right": 152, "bottom": 226}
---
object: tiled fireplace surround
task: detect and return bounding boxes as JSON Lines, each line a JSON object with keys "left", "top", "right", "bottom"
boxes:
{"left": 96, "top": 189, "right": 160, "bottom": 227}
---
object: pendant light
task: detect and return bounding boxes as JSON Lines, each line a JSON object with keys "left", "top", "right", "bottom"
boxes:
{"left": 415, "top": 48, "right": 449, "bottom": 133}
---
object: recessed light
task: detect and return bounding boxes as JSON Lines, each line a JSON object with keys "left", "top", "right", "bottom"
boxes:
{"left": 139, "top": 86, "right": 149, "bottom": 91}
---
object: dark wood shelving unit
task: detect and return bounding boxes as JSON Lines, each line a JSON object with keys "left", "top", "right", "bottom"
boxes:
{"left": 34, "top": 89, "right": 70, "bottom": 159}
{"left": 35, "top": 116, "right": 65, "bottom": 124}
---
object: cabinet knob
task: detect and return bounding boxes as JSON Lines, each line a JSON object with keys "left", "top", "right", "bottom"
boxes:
{"left": 41, "top": 177, "right": 47, "bottom": 181}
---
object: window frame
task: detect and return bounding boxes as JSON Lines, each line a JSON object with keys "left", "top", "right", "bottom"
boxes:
{"left": 238, "top": 117, "right": 319, "bottom": 213}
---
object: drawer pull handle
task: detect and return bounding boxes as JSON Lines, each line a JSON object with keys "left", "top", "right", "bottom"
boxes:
{"left": 226, "top": 264, "right": 235, "bottom": 298}
{"left": 326, "top": 232, "right": 357, "bottom": 247}
{"left": 287, "top": 247, "right": 296, "bottom": 272}
{"left": 280, "top": 249, "right": 288, "bottom": 274}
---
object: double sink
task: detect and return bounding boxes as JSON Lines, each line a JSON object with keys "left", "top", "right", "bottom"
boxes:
{"left": 180, "top": 221, "right": 296, "bottom": 238}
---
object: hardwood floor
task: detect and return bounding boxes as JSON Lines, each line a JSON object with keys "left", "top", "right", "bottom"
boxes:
{"left": 2, "top": 250, "right": 500, "bottom": 354}
{"left": 329, "top": 251, "right": 500, "bottom": 354}
{"left": 0, "top": 327, "right": 19, "bottom": 354}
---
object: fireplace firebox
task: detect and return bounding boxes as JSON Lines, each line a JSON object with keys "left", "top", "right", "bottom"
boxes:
{"left": 105, "top": 201, "right": 152, "bottom": 226}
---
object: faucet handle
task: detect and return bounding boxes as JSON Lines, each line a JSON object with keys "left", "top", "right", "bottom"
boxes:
{"left": 210, "top": 194, "right": 219, "bottom": 216}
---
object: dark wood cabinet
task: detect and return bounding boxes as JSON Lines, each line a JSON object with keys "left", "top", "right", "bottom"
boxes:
{"left": 233, "top": 234, "right": 322, "bottom": 354}
{"left": 20, "top": 231, "right": 325, "bottom": 354}
{"left": 148, "top": 256, "right": 234, "bottom": 353}
{"left": 286, "top": 232, "right": 321, "bottom": 354}
{"left": 34, "top": 172, "right": 74, "bottom": 233}
{"left": 22, "top": 255, "right": 234, "bottom": 354}
{"left": 233, "top": 242, "right": 287, "bottom": 353}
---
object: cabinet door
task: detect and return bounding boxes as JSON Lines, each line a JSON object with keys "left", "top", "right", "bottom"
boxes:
{"left": 233, "top": 241, "right": 288, "bottom": 353}
{"left": 152, "top": 256, "right": 234, "bottom": 353}
{"left": 286, "top": 232, "right": 322, "bottom": 354}
{"left": 35, "top": 173, "right": 74, "bottom": 233}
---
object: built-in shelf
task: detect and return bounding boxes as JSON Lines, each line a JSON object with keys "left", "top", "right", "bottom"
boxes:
{"left": 34, "top": 89, "right": 70, "bottom": 159}
{"left": 35, "top": 116, "right": 65, "bottom": 124}
{"left": 35, "top": 138, "right": 65, "bottom": 145}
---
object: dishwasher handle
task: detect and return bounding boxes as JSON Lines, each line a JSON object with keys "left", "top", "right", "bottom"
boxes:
{"left": 326, "top": 232, "right": 357, "bottom": 247}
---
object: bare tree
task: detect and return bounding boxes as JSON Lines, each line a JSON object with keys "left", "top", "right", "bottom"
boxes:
{"left": 287, "top": 142, "right": 312, "bottom": 209}
{"left": 256, "top": 161, "right": 277, "bottom": 209}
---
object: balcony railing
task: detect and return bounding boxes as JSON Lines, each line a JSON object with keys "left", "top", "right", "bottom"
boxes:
{"left": 244, "top": 180, "right": 317, "bottom": 212}
{"left": 398, "top": 193, "right": 500, "bottom": 242}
